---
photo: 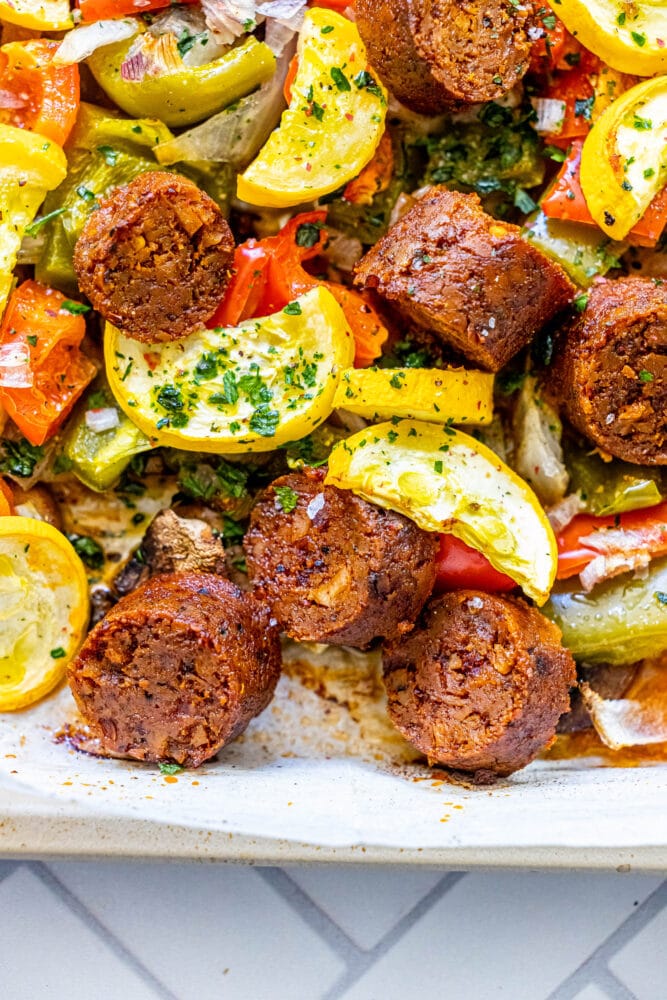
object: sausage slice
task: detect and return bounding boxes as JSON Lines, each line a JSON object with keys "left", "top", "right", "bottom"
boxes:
{"left": 68, "top": 573, "right": 282, "bottom": 768}
{"left": 244, "top": 469, "right": 439, "bottom": 648}
{"left": 355, "top": 188, "right": 574, "bottom": 372}
{"left": 554, "top": 278, "right": 667, "bottom": 465}
{"left": 383, "top": 590, "right": 576, "bottom": 778}
{"left": 74, "top": 171, "right": 234, "bottom": 344}
{"left": 355, "top": 0, "right": 532, "bottom": 115}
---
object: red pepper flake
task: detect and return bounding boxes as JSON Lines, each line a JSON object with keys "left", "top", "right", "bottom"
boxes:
{"left": 658, "top": 38, "right": 665, "bottom": 48}
{"left": 306, "top": 163, "right": 312, "bottom": 172}
{"left": 143, "top": 352, "right": 160, "bottom": 371}
{"left": 345, "top": 113, "right": 354, "bottom": 122}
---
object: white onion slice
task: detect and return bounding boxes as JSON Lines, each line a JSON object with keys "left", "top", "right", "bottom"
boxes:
{"left": 53, "top": 18, "right": 139, "bottom": 66}
{"left": 156, "top": 44, "right": 292, "bottom": 167}
{"left": 531, "top": 97, "right": 566, "bottom": 135}
{"left": 0, "top": 342, "right": 32, "bottom": 389}
{"left": 85, "top": 407, "right": 120, "bottom": 433}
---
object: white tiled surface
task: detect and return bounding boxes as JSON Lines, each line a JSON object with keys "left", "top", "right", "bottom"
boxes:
{"left": 0, "top": 862, "right": 665, "bottom": 1000}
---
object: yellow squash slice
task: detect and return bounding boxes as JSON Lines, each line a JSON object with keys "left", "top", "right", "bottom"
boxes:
{"left": 0, "top": 0, "right": 72, "bottom": 30}
{"left": 106, "top": 286, "right": 355, "bottom": 454}
{"left": 581, "top": 76, "right": 667, "bottom": 240}
{"left": 326, "top": 419, "right": 558, "bottom": 604}
{"left": 333, "top": 367, "right": 494, "bottom": 425}
{"left": 0, "top": 517, "right": 89, "bottom": 711}
{"left": 552, "top": 0, "right": 667, "bottom": 76}
{"left": 0, "top": 125, "right": 67, "bottom": 316}
{"left": 237, "top": 8, "right": 387, "bottom": 208}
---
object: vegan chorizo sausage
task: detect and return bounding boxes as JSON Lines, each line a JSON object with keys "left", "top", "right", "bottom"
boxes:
{"left": 68, "top": 573, "right": 282, "bottom": 768}
{"left": 355, "top": 188, "right": 574, "bottom": 372}
{"left": 243, "top": 469, "right": 439, "bottom": 648}
{"left": 382, "top": 590, "right": 576, "bottom": 778}
{"left": 355, "top": 0, "right": 533, "bottom": 115}
{"left": 74, "top": 171, "right": 234, "bottom": 344}
{"left": 553, "top": 278, "right": 667, "bottom": 465}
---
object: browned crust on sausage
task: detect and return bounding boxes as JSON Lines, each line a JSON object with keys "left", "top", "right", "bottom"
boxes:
{"left": 553, "top": 278, "right": 667, "bottom": 465}
{"left": 68, "top": 573, "right": 282, "bottom": 768}
{"left": 244, "top": 469, "right": 439, "bottom": 648}
{"left": 73, "top": 171, "right": 234, "bottom": 344}
{"left": 355, "top": 188, "right": 574, "bottom": 372}
{"left": 355, "top": 0, "right": 532, "bottom": 115}
{"left": 383, "top": 590, "right": 576, "bottom": 777}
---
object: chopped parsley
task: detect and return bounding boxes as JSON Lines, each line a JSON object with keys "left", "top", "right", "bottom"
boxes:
{"left": 61, "top": 300, "right": 91, "bottom": 315}
{"left": 158, "top": 762, "right": 183, "bottom": 776}
{"left": 0, "top": 438, "right": 44, "bottom": 478}
{"left": 67, "top": 534, "right": 105, "bottom": 571}
{"left": 275, "top": 486, "right": 299, "bottom": 513}
{"left": 330, "top": 66, "right": 351, "bottom": 92}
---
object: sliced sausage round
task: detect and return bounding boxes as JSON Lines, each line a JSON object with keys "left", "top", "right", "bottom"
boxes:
{"left": 68, "top": 573, "right": 282, "bottom": 768}
{"left": 554, "top": 278, "right": 667, "bottom": 465}
{"left": 243, "top": 469, "right": 439, "bottom": 648}
{"left": 355, "top": 188, "right": 574, "bottom": 372}
{"left": 383, "top": 590, "right": 576, "bottom": 778}
{"left": 355, "top": 0, "right": 533, "bottom": 115}
{"left": 74, "top": 171, "right": 234, "bottom": 344}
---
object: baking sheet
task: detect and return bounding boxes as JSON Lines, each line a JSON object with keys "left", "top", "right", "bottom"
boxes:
{"left": 2, "top": 642, "right": 667, "bottom": 858}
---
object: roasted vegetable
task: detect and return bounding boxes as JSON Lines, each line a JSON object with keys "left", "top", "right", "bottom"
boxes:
{"left": 523, "top": 210, "right": 627, "bottom": 287}
{"left": 422, "top": 102, "right": 544, "bottom": 217}
{"left": 566, "top": 445, "right": 666, "bottom": 517}
{"left": 326, "top": 419, "right": 558, "bottom": 604}
{"left": 333, "top": 367, "right": 494, "bottom": 426}
{"left": 0, "top": 516, "right": 89, "bottom": 711}
{"left": 581, "top": 77, "right": 667, "bottom": 241}
{"left": 63, "top": 379, "right": 152, "bottom": 493}
{"left": 0, "top": 280, "right": 96, "bottom": 446}
{"left": 0, "top": 125, "right": 67, "bottom": 315}
{"left": 88, "top": 35, "right": 275, "bottom": 129}
{"left": 106, "top": 286, "right": 355, "bottom": 454}
{"left": 237, "top": 9, "right": 387, "bottom": 208}
{"left": 545, "top": 557, "right": 667, "bottom": 665}
{"left": 553, "top": 0, "right": 667, "bottom": 76}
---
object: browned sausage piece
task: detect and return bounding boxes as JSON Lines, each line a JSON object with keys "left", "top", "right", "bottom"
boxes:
{"left": 553, "top": 278, "right": 667, "bottom": 465}
{"left": 355, "top": 0, "right": 532, "bottom": 115}
{"left": 243, "top": 469, "right": 439, "bottom": 648}
{"left": 355, "top": 188, "right": 574, "bottom": 372}
{"left": 68, "top": 573, "right": 282, "bottom": 768}
{"left": 383, "top": 590, "right": 576, "bottom": 778}
{"left": 73, "top": 171, "right": 234, "bottom": 344}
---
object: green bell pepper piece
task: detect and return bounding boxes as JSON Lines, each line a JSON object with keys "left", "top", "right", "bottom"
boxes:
{"left": 566, "top": 443, "right": 666, "bottom": 517}
{"left": 88, "top": 35, "right": 275, "bottom": 129}
{"left": 523, "top": 211, "right": 628, "bottom": 288}
{"left": 64, "top": 378, "right": 152, "bottom": 492}
{"left": 545, "top": 557, "right": 667, "bottom": 665}
{"left": 36, "top": 104, "right": 173, "bottom": 293}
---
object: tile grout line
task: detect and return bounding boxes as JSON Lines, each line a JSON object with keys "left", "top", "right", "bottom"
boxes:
{"left": 546, "top": 878, "right": 667, "bottom": 1000}
{"left": 0, "top": 860, "right": 19, "bottom": 886}
{"left": 32, "top": 862, "right": 180, "bottom": 1000}
{"left": 592, "top": 967, "right": 640, "bottom": 1000}
{"left": 256, "top": 867, "right": 365, "bottom": 963}
{"left": 321, "top": 871, "right": 467, "bottom": 1000}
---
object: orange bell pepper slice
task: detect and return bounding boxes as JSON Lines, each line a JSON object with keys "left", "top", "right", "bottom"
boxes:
{"left": 0, "top": 478, "right": 13, "bottom": 516}
{"left": 541, "top": 140, "right": 667, "bottom": 248}
{"left": 0, "top": 281, "right": 96, "bottom": 447}
{"left": 0, "top": 39, "right": 79, "bottom": 147}
{"left": 212, "top": 211, "right": 389, "bottom": 367}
